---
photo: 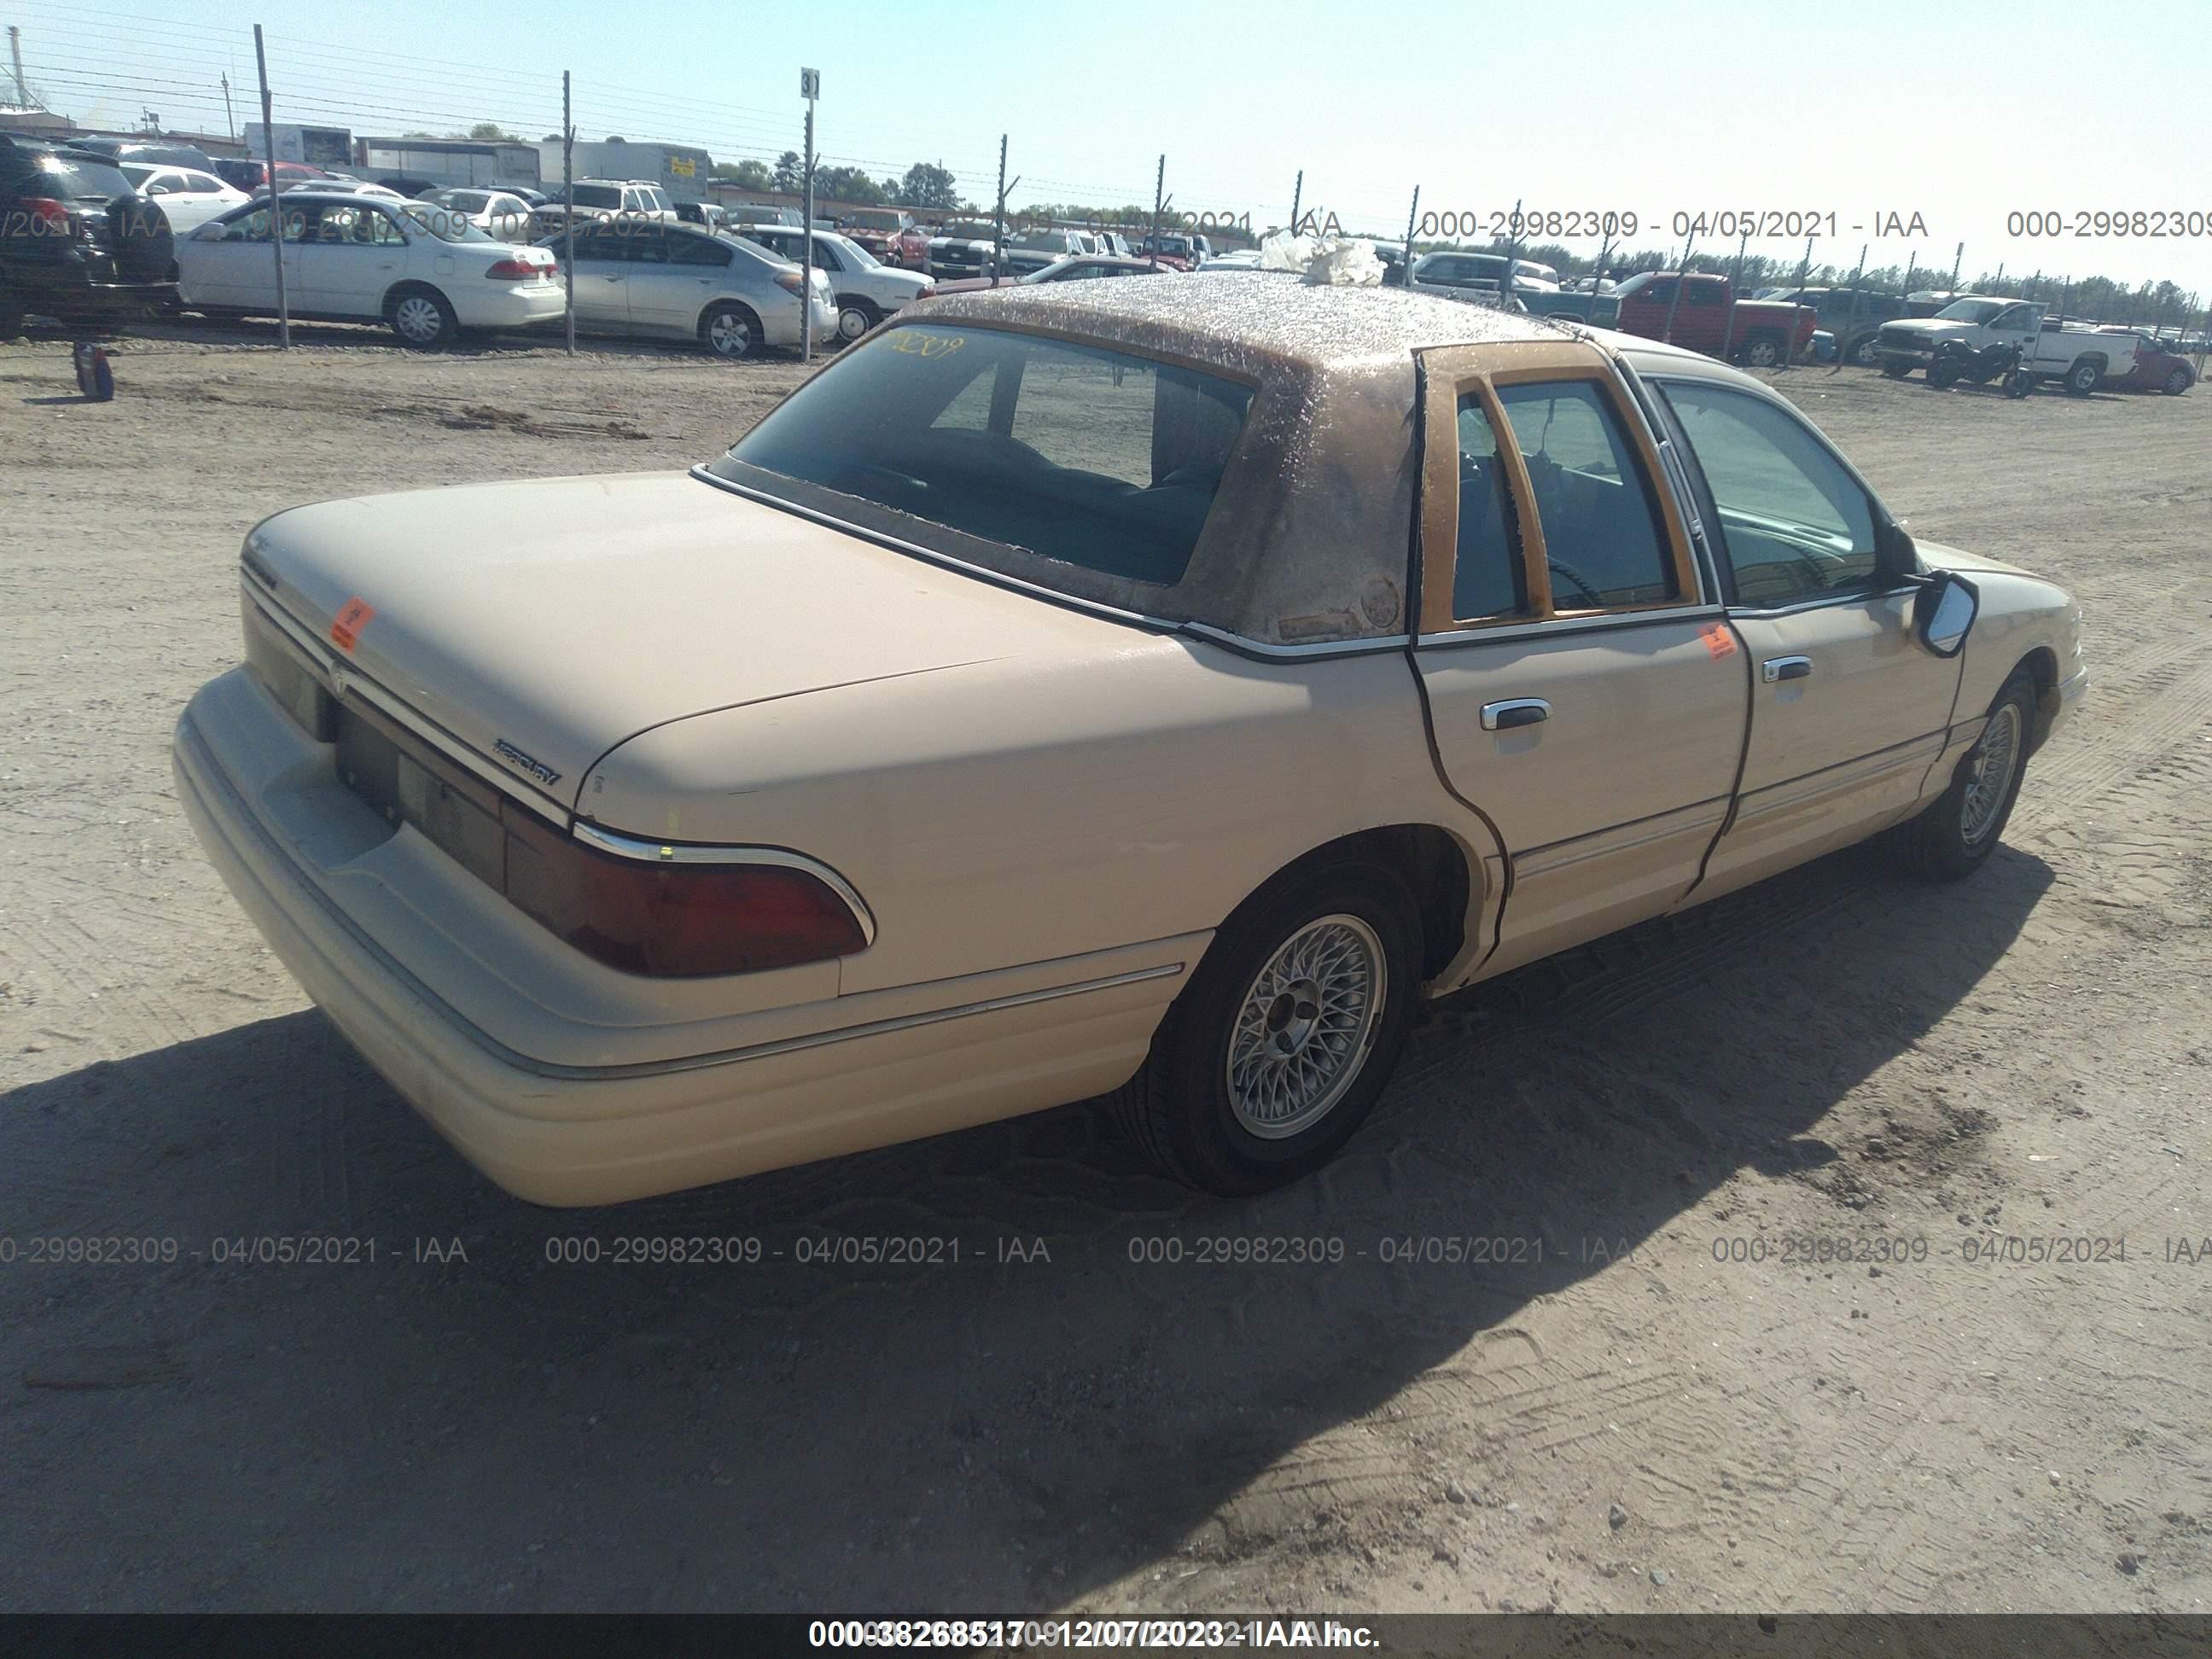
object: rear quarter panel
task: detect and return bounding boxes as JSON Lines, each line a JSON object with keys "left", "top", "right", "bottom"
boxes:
{"left": 579, "top": 637, "right": 1496, "bottom": 996}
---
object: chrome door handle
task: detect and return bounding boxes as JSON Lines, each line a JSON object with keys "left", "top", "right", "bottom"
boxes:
{"left": 1762, "top": 656, "right": 1813, "bottom": 684}
{"left": 1481, "top": 697, "right": 1551, "bottom": 731}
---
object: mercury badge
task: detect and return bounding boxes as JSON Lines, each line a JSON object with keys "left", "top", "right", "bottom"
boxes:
{"left": 493, "top": 740, "right": 562, "bottom": 788}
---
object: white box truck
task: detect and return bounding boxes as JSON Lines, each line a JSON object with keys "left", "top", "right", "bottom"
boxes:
{"left": 538, "top": 138, "right": 713, "bottom": 201}
{"left": 241, "top": 122, "right": 353, "bottom": 169}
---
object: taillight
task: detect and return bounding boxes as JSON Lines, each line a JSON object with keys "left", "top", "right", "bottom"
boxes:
{"left": 25, "top": 196, "right": 76, "bottom": 236}
{"left": 501, "top": 806, "right": 868, "bottom": 977}
{"left": 773, "top": 269, "right": 805, "bottom": 294}
{"left": 917, "top": 282, "right": 936, "bottom": 298}
{"left": 485, "top": 257, "right": 545, "bottom": 280}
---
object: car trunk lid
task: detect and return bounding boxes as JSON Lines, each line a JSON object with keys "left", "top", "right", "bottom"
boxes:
{"left": 243, "top": 470, "right": 1139, "bottom": 813}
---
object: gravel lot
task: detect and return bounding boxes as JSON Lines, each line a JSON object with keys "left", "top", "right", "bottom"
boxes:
{"left": 3, "top": 319, "right": 2209, "bottom": 1615}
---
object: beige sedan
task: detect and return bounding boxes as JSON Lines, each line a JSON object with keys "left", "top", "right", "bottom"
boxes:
{"left": 174, "top": 279, "right": 2086, "bottom": 1205}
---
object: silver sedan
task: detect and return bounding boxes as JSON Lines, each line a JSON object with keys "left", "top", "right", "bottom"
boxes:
{"left": 541, "top": 220, "right": 836, "bottom": 357}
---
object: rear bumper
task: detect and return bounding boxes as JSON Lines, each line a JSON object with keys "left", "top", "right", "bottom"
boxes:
{"left": 450, "top": 282, "right": 567, "bottom": 329}
{"left": 172, "top": 670, "right": 1191, "bottom": 1206}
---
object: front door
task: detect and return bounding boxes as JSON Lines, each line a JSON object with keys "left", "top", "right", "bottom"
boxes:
{"left": 1649, "top": 375, "right": 1963, "bottom": 900}
{"left": 1412, "top": 341, "right": 1749, "bottom": 980}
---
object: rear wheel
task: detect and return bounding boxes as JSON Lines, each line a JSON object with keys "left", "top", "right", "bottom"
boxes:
{"left": 1738, "top": 333, "right": 1783, "bottom": 369}
{"left": 700, "top": 300, "right": 762, "bottom": 358}
{"left": 2064, "top": 357, "right": 2102, "bottom": 396}
{"left": 1111, "top": 855, "right": 1421, "bottom": 1195}
{"left": 1927, "top": 358, "right": 1960, "bottom": 388}
{"left": 1890, "top": 672, "right": 2034, "bottom": 881}
{"left": 835, "top": 295, "right": 879, "bottom": 342}
{"left": 2164, "top": 367, "right": 2192, "bottom": 396}
{"left": 386, "top": 285, "right": 457, "bottom": 347}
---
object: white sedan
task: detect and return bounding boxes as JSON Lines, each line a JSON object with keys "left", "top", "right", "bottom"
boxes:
{"left": 119, "top": 163, "right": 251, "bottom": 233}
{"left": 736, "top": 225, "right": 933, "bottom": 341}
{"left": 179, "top": 192, "right": 563, "bottom": 346}
{"left": 419, "top": 187, "right": 540, "bottom": 243}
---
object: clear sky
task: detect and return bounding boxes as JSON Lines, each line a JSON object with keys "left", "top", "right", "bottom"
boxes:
{"left": 15, "top": 0, "right": 2212, "bottom": 306}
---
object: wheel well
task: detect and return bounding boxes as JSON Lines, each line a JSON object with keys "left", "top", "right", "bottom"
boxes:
{"left": 699, "top": 298, "right": 760, "bottom": 329}
{"left": 382, "top": 280, "right": 442, "bottom": 312}
{"left": 1254, "top": 825, "right": 1475, "bottom": 982}
{"left": 2015, "top": 645, "right": 2061, "bottom": 752}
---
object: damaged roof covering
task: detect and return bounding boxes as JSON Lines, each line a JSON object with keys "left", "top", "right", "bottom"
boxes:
{"left": 837, "top": 278, "right": 1602, "bottom": 651}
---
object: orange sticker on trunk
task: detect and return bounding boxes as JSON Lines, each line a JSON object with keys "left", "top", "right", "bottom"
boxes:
{"left": 1701, "top": 621, "right": 1738, "bottom": 659}
{"left": 330, "top": 597, "right": 375, "bottom": 654}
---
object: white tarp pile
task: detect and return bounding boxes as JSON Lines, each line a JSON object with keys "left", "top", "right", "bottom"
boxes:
{"left": 1258, "top": 230, "right": 1385, "bottom": 287}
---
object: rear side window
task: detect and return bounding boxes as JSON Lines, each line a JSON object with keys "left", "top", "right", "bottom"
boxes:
{"left": 1451, "top": 396, "right": 1523, "bottom": 620}
{"left": 720, "top": 323, "right": 1255, "bottom": 587}
{"left": 670, "top": 232, "right": 731, "bottom": 268}
{"left": 1495, "top": 381, "right": 1675, "bottom": 608}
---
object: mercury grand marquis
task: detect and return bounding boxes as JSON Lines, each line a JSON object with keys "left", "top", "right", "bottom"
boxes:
{"left": 173, "top": 276, "right": 2088, "bottom": 1205}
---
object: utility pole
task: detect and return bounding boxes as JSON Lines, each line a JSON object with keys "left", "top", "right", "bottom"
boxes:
{"left": 252, "top": 25, "right": 289, "bottom": 350}
{"left": 220, "top": 73, "right": 236, "bottom": 142}
{"left": 800, "top": 67, "right": 818, "bottom": 362}
{"left": 562, "top": 71, "right": 574, "bottom": 356}
{"left": 8, "top": 27, "right": 28, "bottom": 109}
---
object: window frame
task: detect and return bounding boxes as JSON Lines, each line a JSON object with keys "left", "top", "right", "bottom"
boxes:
{"left": 1417, "top": 341, "right": 1703, "bottom": 635}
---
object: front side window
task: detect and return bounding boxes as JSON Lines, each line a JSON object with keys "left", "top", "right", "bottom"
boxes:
{"left": 1495, "top": 381, "right": 1675, "bottom": 608}
{"left": 717, "top": 323, "right": 1255, "bottom": 587}
{"left": 1659, "top": 381, "right": 1878, "bottom": 606}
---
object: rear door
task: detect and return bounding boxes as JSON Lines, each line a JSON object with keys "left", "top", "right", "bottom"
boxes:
{"left": 623, "top": 226, "right": 707, "bottom": 334}
{"left": 1649, "top": 372, "right": 1960, "bottom": 899}
{"left": 1412, "top": 341, "right": 1749, "bottom": 977}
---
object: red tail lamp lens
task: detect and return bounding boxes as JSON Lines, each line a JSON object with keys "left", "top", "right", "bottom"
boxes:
{"left": 499, "top": 805, "right": 867, "bottom": 977}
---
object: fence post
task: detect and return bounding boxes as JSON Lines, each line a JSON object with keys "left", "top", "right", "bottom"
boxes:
{"left": 1150, "top": 155, "right": 1165, "bottom": 271}
{"left": 562, "top": 71, "right": 574, "bottom": 356}
{"left": 1661, "top": 228, "right": 1695, "bottom": 347}
{"left": 800, "top": 74, "right": 817, "bottom": 363}
{"left": 252, "top": 24, "right": 288, "bottom": 350}
{"left": 991, "top": 134, "right": 1007, "bottom": 288}
{"left": 1289, "top": 169, "right": 1301, "bottom": 238}
{"left": 1832, "top": 243, "right": 1866, "bottom": 375}
{"left": 1724, "top": 228, "right": 1747, "bottom": 370}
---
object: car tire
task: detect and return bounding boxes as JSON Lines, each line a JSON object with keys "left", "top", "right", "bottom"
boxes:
{"left": 0, "top": 287, "right": 22, "bottom": 341}
{"left": 1849, "top": 333, "right": 1882, "bottom": 366}
{"left": 1111, "top": 854, "right": 1422, "bottom": 1195}
{"left": 2064, "top": 358, "right": 2102, "bottom": 396}
{"left": 386, "top": 285, "right": 457, "bottom": 348}
{"left": 1738, "top": 333, "right": 1783, "bottom": 369}
{"left": 2163, "top": 367, "right": 2192, "bottom": 396}
{"left": 1880, "top": 359, "right": 1913, "bottom": 379}
{"left": 835, "top": 295, "right": 879, "bottom": 342}
{"left": 700, "top": 300, "right": 762, "bottom": 359}
{"left": 1889, "top": 672, "right": 2035, "bottom": 882}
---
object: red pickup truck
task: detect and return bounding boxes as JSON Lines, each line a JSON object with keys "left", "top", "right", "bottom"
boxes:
{"left": 1610, "top": 271, "right": 1816, "bottom": 367}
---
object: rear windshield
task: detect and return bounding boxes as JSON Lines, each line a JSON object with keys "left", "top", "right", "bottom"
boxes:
{"left": 713, "top": 323, "right": 1255, "bottom": 588}
{"left": 572, "top": 184, "right": 621, "bottom": 208}
{"left": 39, "top": 153, "right": 135, "bottom": 201}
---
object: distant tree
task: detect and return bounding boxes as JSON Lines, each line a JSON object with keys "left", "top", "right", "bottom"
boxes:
{"left": 541, "top": 133, "right": 562, "bottom": 143}
{"left": 815, "top": 165, "right": 885, "bottom": 207}
{"left": 604, "top": 135, "right": 625, "bottom": 143}
{"left": 894, "top": 161, "right": 963, "bottom": 213}
{"left": 772, "top": 150, "right": 804, "bottom": 193}
{"left": 713, "top": 159, "right": 774, "bottom": 189}
{"left": 402, "top": 130, "right": 439, "bottom": 139}
{"left": 467, "top": 121, "right": 520, "bottom": 143}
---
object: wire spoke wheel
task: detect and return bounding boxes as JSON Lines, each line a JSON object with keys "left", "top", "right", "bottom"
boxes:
{"left": 1225, "top": 914, "right": 1386, "bottom": 1140}
{"left": 1960, "top": 701, "right": 2023, "bottom": 847}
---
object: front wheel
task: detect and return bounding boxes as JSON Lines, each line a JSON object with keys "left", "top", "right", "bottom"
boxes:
{"left": 387, "top": 286, "right": 457, "bottom": 347}
{"left": 1112, "top": 856, "right": 1422, "bottom": 1195}
{"left": 1880, "top": 359, "right": 1914, "bottom": 379}
{"left": 1848, "top": 333, "right": 1882, "bottom": 366}
{"left": 1927, "top": 359, "right": 1961, "bottom": 388}
{"left": 1889, "top": 672, "right": 2035, "bottom": 881}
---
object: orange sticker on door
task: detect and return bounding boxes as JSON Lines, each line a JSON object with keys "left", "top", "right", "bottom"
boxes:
{"left": 1700, "top": 621, "right": 1738, "bottom": 660}
{"left": 329, "top": 597, "right": 375, "bottom": 654}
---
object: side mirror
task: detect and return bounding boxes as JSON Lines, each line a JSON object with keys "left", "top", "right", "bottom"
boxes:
{"left": 1914, "top": 570, "right": 1980, "bottom": 658}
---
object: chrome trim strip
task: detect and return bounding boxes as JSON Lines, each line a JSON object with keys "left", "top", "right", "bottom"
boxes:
{"left": 572, "top": 822, "right": 878, "bottom": 947}
{"left": 1731, "top": 731, "right": 1947, "bottom": 826}
{"left": 1178, "top": 621, "right": 1412, "bottom": 661}
{"left": 1514, "top": 796, "right": 1731, "bottom": 879}
{"left": 1417, "top": 605, "right": 1724, "bottom": 649}
{"left": 181, "top": 712, "right": 1187, "bottom": 1089}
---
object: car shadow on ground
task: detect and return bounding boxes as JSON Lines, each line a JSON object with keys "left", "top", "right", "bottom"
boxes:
{"left": 28, "top": 315, "right": 832, "bottom": 364}
{"left": 0, "top": 838, "right": 2052, "bottom": 1609}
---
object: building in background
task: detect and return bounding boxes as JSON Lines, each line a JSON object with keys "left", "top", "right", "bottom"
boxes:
{"left": 357, "top": 137, "right": 541, "bottom": 195}
{"left": 539, "top": 138, "right": 712, "bottom": 202}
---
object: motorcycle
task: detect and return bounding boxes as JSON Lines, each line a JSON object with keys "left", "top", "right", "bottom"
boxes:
{"left": 1927, "top": 336, "right": 2033, "bottom": 399}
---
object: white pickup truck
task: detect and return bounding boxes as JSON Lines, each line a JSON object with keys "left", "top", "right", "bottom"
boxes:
{"left": 1877, "top": 296, "right": 2137, "bottom": 394}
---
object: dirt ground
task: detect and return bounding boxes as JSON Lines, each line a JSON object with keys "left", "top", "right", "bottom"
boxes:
{"left": 3, "top": 317, "right": 2209, "bottom": 1616}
